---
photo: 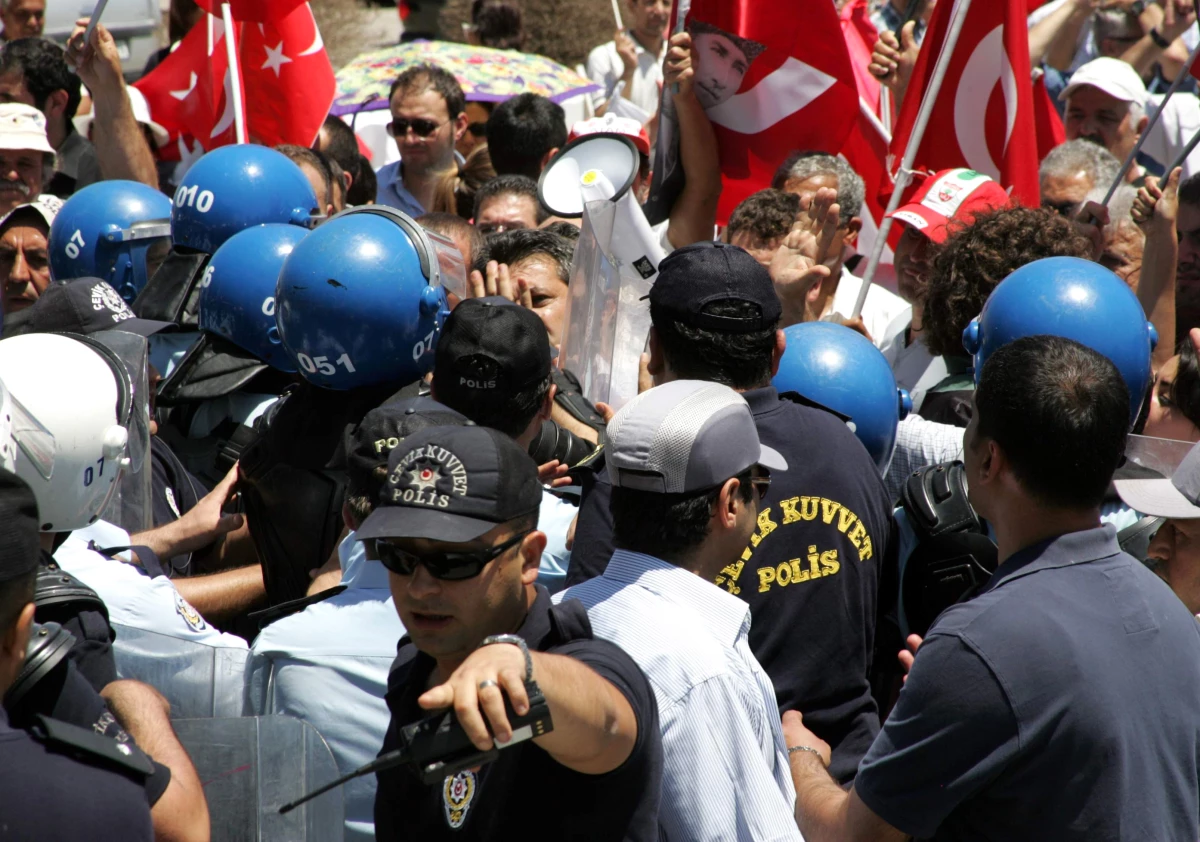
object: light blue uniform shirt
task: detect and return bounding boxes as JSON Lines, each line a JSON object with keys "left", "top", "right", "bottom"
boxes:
{"left": 373, "top": 161, "right": 425, "bottom": 217}
{"left": 248, "top": 532, "right": 404, "bottom": 842}
{"left": 557, "top": 550, "right": 801, "bottom": 842}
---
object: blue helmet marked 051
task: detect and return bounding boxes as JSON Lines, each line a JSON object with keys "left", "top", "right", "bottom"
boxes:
{"left": 275, "top": 207, "right": 454, "bottom": 390}
{"left": 773, "top": 322, "right": 911, "bottom": 476}
{"left": 199, "top": 224, "right": 307, "bottom": 373}
{"left": 48, "top": 180, "right": 172, "bottom": 302}
{"left": 170, "top": 145, "right": 318, "bottom": 255}
{"left": 962, "top": 256, "right": 1155, "bottom": 427}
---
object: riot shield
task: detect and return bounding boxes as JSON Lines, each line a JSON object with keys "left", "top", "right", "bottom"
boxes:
{"left": 111, "top": 623, "right": 249, "bottom": 719}
{"left": 1123, "top": 433, "right": 1196, "bottom": 478}
{"left": 174, "top": 715, "right": 343, "bottom": 842}
{"left": 558, "top": 178, "right": 665, "bottom": 412}
{"left": 89, "top": 330, "right": 154, "bottom": 535}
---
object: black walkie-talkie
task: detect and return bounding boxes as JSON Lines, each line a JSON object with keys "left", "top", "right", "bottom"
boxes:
{"left": 278, "top": 680, "right": 553, "bottom": 814}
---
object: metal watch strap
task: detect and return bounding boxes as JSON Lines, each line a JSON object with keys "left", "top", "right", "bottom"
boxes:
{"left": 479, "top": 634, "right": 533, "bottom": 681}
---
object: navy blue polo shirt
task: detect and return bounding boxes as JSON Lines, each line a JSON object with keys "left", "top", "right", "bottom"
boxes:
{"left": 375, "top": 588, "right": 663, "bottom": 841}
{"left": 568, "top": 386, "right": 898, "bottom": 783}
{"left": 855, "top": 525, "right": 1200, "bottom": 841}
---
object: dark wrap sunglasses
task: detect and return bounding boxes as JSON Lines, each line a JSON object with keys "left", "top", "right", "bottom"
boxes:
{"left": 374, "top": 530, "right": 532, "bottom": 581}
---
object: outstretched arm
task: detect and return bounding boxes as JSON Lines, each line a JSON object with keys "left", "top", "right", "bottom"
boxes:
{"left": 664, "top": 32, "right": 721, "bottom": 250}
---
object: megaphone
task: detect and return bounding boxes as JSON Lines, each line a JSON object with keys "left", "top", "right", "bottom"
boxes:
{"left": 538, "top": 134, "right": 640, "bottom": 218}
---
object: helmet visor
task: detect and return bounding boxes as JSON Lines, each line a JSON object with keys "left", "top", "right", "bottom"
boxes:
{"left": 9, "top": 389, "right": 55, "bottom": 481}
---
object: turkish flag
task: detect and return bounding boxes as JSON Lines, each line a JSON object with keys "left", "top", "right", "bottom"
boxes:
{"left": 135, "top": 14, "right": 240, "bottom": 150}
{"left": 241, "top": 3, "right": 336, "bottom": 147}
{"left": 679, "top": 0, "right": 858, "bottom": 222}
{"left": 192, "top": 0, "right": 306, "bottom": 24}
{"left": 842, "top": 99, "right": 899, "bottom": 260}
{"left": 840, "top": 0, "right": 883, "bottom": 118}
{"left": 888, "top": 0, "right": 1040, "bottom": 206}
{"left": 1032, "top": 69, "right": 1065, "bottom": 162}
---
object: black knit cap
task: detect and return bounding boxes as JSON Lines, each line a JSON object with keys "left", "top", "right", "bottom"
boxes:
{"left": 0, "top": 468, "right": 40, "bottom": 582}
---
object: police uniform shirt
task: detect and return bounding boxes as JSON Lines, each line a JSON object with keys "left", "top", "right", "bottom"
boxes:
{"left": 568, "top": 386, "right": 897, "bottom": 782}
{"left": 855, "top": 525, "right": 1200, "bottom": 841}
{"left": 249, "top": 536, "right": 403, "bottom": 842}
{"left": 54, "top": 520, "right": 249, "bottom": 649}
{"left": 0, "top": 707, "right": 153, "bottom": 840}
{"left": 374, "top": 588, "right": 663, "bottom": 842}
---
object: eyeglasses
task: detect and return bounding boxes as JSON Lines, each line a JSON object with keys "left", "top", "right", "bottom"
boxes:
{"left": 476, "top": 221, "right": 528, "bottom": 236}
{"left": 748, "top": 472, "right": 771, "bottom": 501}
{"left": 387, "top": 118, "right": 447, "bottom": 138}
{"left": 374, "top": 531, "right": 531, "bottom": 581}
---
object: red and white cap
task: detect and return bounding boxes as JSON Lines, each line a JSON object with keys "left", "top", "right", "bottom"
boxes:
{"left": 886, "top": 168, "right": 1010, "bottom": 244}
{"left": 569, "top": 114, "right": 651, "bottom": 157}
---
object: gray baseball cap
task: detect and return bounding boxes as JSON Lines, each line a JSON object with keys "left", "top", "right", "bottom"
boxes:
{"left": 607, "top": 380, "right": 787, "bottom": 493}
{"left": 1115, "top": 438, "right": 1200, "bottom": 519}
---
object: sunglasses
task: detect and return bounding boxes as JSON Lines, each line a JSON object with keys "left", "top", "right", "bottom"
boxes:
{"left": 387, "top": 118, "right": 446, "bottom": 138}
{"left": 375, "top": 531, "right": 531, "bottom": 581}
{"left": 748, "top": 472, "right": 771, "bottom": 500}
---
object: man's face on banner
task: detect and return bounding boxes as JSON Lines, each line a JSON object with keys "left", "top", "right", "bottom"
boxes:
{"left": 692, "top": 30, "right": 752, "bottom": 110}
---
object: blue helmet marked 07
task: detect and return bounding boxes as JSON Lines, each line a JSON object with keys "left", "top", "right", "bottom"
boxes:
{"left": 773, "top": 322, "right": 911, "bottom": 476}
{"left": 199, "top": 224, "right": 306, "bottom": 373}
{"left": 48, "top": 180, "right": 171, "bottom": 302}
{"left": 962, "top": 256, "right": 1155, "bottom": 426}
{"left": 170, "top": 145, "right": 318, "bottom": 255}
{"left": 275, "top": 207, "right": 454, "bottom": 390}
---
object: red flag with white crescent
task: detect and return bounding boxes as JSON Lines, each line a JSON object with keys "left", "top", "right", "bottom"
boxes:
{"left": 887, "top": 0, "right": 1040, "bottom": 206}
{"left": 680, "top": 0, "right": 859, "bottom": 222}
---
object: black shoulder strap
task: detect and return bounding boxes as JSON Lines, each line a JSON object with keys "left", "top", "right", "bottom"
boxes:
{"left": 248, "top": 585, "right": 348, "bottom": 629}
{"left": 546, "top": 597, "right": 594, "bottom": 644}
{"left": 87, "top": 542, "right": 168, "bottom": 579}
{"left": 32, "top": 714, "right": 156, "bottom": 779}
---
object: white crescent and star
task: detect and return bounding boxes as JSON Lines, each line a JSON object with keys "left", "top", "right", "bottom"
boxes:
{"left": 298, "top": 6, "right": 324, "bottom": 56}
{"left": 952, "top": 24, "right": 1018, "bottom": 181}
{"left": 704, "top": 57, "right": 836, "bottom": 135}
{"left": 170, "top": 72, "right": 198, "bottom": 100}
{"left": 262, "top": 41, "right": 292, "bottom": 75}
{"left": 210, "top": 68, "right": 237, "bottom": 138}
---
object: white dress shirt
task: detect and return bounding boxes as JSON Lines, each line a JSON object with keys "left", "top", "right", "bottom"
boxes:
{"left": 585, "top": 31, "right": 666, "bottom": 116}
{"left": 557, "top": 550, "right": 803, "bottom": 842}
{"left": 249, "top": 531, "right": 404, "bottom": 842}
{"left": 828, "top": 266, "right": 911, "bottom": 350}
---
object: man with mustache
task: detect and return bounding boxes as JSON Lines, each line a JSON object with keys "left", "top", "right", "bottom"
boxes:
{"left": 0, "top": 102, "right": 50, "bottom": 217}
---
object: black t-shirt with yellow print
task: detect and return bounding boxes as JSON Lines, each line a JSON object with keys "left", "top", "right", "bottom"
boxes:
{"left": 568, "top": 386, "right": 898, "bottom": 783}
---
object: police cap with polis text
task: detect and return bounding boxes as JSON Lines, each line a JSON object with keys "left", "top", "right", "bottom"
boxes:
{"left": 0, "top": 467, "right": 40, "bottom": 582}
{"left": 356, "top": 424, "right": 542, "bottom": 543}
{"left": 344, "top": 396, "right": 470, "bottom": 494}
{"left": 5, "top": 277, "right": 175, "bottom": 337}
{"left": 648, "top": 241, "right": 782, "bottom": 333}
{"left": 433, "top": 296, "right": 552, "bottom": 406}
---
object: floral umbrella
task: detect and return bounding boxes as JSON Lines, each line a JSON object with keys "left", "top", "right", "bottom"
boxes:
{"left": 331, "top": 39, "right": 600, "bottom": 116}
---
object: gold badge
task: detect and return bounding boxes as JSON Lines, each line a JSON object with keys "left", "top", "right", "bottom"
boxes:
{"left": 442, "top": 770, "right": 476, "bottom": 829}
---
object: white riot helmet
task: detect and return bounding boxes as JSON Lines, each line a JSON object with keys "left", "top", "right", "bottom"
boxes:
{"left": 0, "top": 333, "right": 133, "bottom": 532}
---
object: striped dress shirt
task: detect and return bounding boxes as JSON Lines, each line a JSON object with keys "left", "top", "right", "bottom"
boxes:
{"left": 557, "top": 550, "right": 804, "bottom": 842}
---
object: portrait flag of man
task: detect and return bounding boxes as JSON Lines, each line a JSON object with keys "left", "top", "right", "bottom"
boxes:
{"left": 645, "top": 0, "right": 858, "bottom": 224}
{"left": 887, "top": 0, "right": 1040, "bottom": 206}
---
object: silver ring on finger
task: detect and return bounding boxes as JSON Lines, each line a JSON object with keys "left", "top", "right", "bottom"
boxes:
{"left": 478, "top": 679, "right": 499, "bottom": 691}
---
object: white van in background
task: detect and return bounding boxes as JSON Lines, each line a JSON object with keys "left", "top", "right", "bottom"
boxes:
{"left": 43, "top": 0, "right": 161, "bottom": 81}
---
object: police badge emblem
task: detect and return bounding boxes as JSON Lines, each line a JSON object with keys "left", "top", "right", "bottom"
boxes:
{"left": 174, "top": 591, "right": 207, "bottom": 632}
{"left": 442, "top": 770, "right": 477, "bottom": 829}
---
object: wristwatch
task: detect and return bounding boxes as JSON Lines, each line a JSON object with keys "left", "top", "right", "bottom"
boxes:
{"left": 479, "top": 634, "right": 533, "bottom": 681}
{"left": 1150, "top": 26, "right": 1172, "bottom": 49}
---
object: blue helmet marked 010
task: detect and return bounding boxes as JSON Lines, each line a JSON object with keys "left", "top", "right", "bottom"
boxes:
{"left": 962, "top": 256, "right": 1155, "bottom": 426}
{"left": 275, "top": 207, "right": 453, "bottom": 390}
{"left": 773, "top": 322, "right": 911, "bottom": 476}
{"left": 199, "top": 224, "right": 306, "bottom": 373}
{"left": 48, "top": 180, "right": 172, "bottom": 302}
{"left": 170, "top": 145, "right": 318, "bottom": 255}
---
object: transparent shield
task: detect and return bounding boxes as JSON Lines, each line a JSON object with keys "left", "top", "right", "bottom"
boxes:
{"left": 173, "top": 716, "right": 344, "bottom": 842}
{"left": 89, "top": 331, "right": 153, "bottom": 534}
{"left": 1124, "top": 434, "right": 1197, "bottom": 478}
{"left": 6, "top": 388, "right": 54, "bottom": 480}
{"left": 426, "top": 229, "right": 468, "bottom": 301}
{"left": 111, "top": 623, "right": 249, "bottom": 719}
{"left": 558, "top": 192, "right": 664, "bottom": 411}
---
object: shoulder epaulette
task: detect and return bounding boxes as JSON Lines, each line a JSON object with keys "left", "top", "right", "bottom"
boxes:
{"left": 32, "top": 714, "right": 155, "bottom": 779}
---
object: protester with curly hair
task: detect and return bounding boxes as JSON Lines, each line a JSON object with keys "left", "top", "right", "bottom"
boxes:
{"left": 919, "top": 206, "right": 1094, "bottom": 426}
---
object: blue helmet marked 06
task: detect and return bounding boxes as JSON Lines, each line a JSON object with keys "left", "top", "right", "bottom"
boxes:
{"left": 48, "top": 180, "right": 171, "bottom": 302}
{"left": 962, "top": 256, "right": 1155, "bottom": 426}
{"left": 275, "top": 207, "right": 452, "bottom": 390}
{"left": 170, "top": 145, "right": 318, "bottom": 255}
{"left": 773, "top": 322, "right": 911, "bottom": 476}
{"left": 199, "top": 224, "right": 306, "bottom": 373}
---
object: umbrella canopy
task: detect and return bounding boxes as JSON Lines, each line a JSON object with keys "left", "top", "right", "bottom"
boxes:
{"left": 331, "top": 39, "right": 601, "bottom": 116}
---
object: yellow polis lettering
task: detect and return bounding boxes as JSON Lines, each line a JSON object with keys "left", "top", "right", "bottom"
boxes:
{"left": 820, "top": 498, "right": 841, "bottom": 524}
{"left": 749, "top": 507, "right": 778, "bottom": 547}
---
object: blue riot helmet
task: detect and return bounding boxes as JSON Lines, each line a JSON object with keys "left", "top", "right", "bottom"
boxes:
{"left": 962, "top": 256, "right": 1156, "bottom": 427}
{"left": 133, "top": 144, "right": 318, "bottom": 327}
{"left": 157, "top": 224, "right": 306, "bottom": 406}
{"left": 48, "top": 180, "right": 172, "bottom": 303}
{"left": 773, "top": 322, "right": 912, "bottom": 475}
{"left": 276, "top": 206, "right": 458, "bottom": 390}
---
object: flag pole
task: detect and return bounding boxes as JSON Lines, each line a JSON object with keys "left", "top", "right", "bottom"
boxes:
{"left": 610, "top": 0, "right": 624, "bottom": 30}
{"left": 851, "top": 0, "right": 973, "bottom": 319}
{"left": 1099, "top": 33, "right": 1200, "bottom": 206}
{"left": 1165, "top": 131, "right": 1199, "bottom": 176}
{"left": 221, "top": 2, "right": 247, "bottom": 144}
